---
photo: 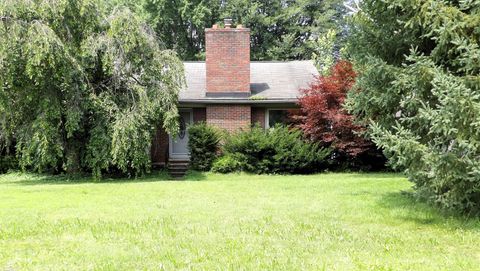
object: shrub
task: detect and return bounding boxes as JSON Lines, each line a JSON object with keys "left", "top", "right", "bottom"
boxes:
{"left": 221, "top": 126, "right": 330, "bottom": 174}
{"left": 211, "top": 154, "right": 245, "bottom": 173}
{"left": 269, "top": 127, "right": 331, "bottom": 173}
{"left": 187, "top": 122, "right": 221, "bottom": 171}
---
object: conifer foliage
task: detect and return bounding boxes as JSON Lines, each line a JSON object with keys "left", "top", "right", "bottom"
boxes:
{"left": 346, "top": 0, "right": 480, "bottom": 214}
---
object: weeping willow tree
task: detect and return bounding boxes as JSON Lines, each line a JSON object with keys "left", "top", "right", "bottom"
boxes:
{"left": 0, "top": 0, "right": 185, "bottom": 177}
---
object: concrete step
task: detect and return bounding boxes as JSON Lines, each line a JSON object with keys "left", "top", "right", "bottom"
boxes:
{"left": 168, "top": 164, "right": 188, "bottom": 168}
{"left": 167, "top": 159, "right": 189, "bottom": 179}
{"left": 168, "top": 169, "right": 188, "bottom": 174}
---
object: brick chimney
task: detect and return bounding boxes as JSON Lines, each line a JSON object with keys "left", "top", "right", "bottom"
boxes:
{"left": 205, "top": 19, "right": 250, "bottom": 96}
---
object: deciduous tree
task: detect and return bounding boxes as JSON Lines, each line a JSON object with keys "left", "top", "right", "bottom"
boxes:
{"left": 138, "top": 0, "right": 343, "bottom": 60}
{"left": 295, "top": 61, "right": 380, "bottom": 168}
{"left": 0, "top": 0, "right": 184, "bottom": 177}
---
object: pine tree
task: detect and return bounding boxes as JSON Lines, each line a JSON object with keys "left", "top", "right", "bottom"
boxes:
{"left": 346, "top": 0, "right": 480, "bottom": 214}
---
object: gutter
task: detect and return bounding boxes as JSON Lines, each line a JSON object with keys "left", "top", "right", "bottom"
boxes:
{"left": 178, "top": 98, "right": 298, "bottom": 104}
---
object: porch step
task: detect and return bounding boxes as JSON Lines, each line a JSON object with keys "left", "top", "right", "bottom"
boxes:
{"left": 168, "top": 163, "right": 189, "bottom": 168}
{"left": 167, "top": 159, "right": 189, "bottom": 179}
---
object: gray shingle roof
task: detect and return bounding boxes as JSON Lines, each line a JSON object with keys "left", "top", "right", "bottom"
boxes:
{"left": 180, "top": 61, "right": 318, "bottom": 104}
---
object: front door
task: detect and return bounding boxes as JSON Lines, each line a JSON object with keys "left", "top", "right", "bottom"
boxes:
{"left": 169, "top": 109, "right": 192, "bottom": 159}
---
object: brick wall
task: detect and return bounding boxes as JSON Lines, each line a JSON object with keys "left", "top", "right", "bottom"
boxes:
{"left": 193, "top": 108, "right": 206, "bottom": 123}
{"left": 207, "top": 105, "right": 251, "bottom": 132}
{"left": 251, "top": 107, "right": 266, "bottom": 128}
{"left": 205, "top": 27, "right": 250, "bottom": 94}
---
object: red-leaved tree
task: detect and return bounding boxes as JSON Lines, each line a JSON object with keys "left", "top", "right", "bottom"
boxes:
{"left": 294, "top": 60, "right": 381, "bottom": 166}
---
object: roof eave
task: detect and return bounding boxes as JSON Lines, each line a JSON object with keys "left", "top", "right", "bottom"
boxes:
{"left": 178, "top": 98, "right": 298, "bottom": 104}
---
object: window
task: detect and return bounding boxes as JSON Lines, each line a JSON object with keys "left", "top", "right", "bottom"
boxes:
{"left": 266, "top": 109, "right": 291, "bottom": 128}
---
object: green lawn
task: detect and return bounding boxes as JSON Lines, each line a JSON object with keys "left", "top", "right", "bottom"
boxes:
{"left": 0, "top": 172, "right": 479, "bottom": 270}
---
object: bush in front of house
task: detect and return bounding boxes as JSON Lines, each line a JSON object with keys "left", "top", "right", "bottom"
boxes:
{"left": 187, "top": 122, "right": 221, "bottom": 171}
{"left": 211, "top": 153, "right": 246, "bottom": 173}
{"left": 214, "top": 125, "right": 330, "bottom": 174}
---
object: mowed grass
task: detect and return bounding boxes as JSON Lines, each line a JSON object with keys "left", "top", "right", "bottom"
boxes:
{"left": 0, "top": 172, "right": 479, "bottom": 270}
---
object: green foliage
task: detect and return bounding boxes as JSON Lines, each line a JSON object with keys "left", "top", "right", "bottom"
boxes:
{"left": 0, "top": 0, "right": 185, "bottom": 178}
{"left": 187, "top": 122, "right": 221, "bottom": 171}
{"left": 211, "top": 154, "right": 245, "bottom": 173}
{"left": 312, "top": 29, "right": 337, "bottom": 75}
{"left": 221, "top": 0, "right": 343, "bottom": 61}
{"left": 0, "top": 155, "right": 17, "bottom": 173}
{"left": 221, "top": 126, "right": 330, "bottom": 174}
{"left": 138, "top": 0, "right": 343, "bottom": 60}
{"left": 345, "top": 0, "right": 480, "bottom": 214}
{"left": 141, "top": 0, "right": 220, "bottom": 60}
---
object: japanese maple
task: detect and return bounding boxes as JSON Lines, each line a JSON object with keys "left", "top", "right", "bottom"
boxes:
{"left": 295, "top": 60, "right": 374, "bottom": 159}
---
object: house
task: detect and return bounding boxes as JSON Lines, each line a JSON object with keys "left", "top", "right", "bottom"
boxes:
{"left": 151, "top": 20, "right": 318, "bottom": 168}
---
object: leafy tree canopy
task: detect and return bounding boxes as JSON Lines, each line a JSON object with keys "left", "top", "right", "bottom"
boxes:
{"left": 0, "top": 0, "right": 185, "bottom": 177}
{"left": 295, "top": 61, "right": 383, "bottom": 169}
{"left": 345, "top": 0, "right": 480, "bottom": 214}
{"left": 115, "top": 0, "right": 343, "bottom": 60}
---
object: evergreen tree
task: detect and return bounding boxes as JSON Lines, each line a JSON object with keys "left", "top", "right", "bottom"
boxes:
{"left": 345, "top": 0, "right": 480, "bottom": 214}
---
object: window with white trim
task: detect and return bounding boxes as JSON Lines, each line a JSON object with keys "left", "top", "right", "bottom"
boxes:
{"left": 266, "top": 109, "right": 291, "bottom": 128}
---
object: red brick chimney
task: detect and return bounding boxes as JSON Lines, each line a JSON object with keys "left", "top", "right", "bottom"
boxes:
{"left": 205, "top": 19, "right": 250, "bottom": 96}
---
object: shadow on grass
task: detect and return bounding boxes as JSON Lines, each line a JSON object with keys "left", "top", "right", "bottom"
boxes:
{"left": 6, "top": 170, "right": 208, "bottom": 186}
{"left": 344, "top": 172, "right": 405, "bottom": 179}
{"left": 183, "top": 170, "right": 208, "bottom": 181}
{"left": 378, "top": 191, "right": 480, "bottom": 230}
